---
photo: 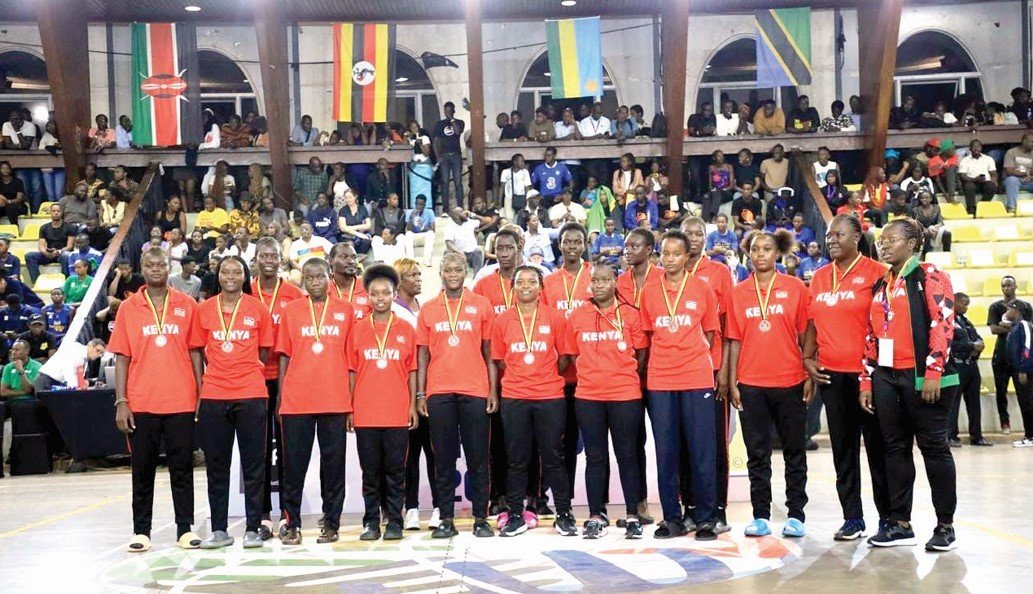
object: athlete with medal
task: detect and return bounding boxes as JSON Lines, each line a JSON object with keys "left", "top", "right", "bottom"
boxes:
{"left": 329, "top": 241, "right": 369, "bottom": 317}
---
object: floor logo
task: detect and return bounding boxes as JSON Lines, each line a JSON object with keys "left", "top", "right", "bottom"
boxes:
{"left": 100, "top": 521, "right": 800, "bottom": 592}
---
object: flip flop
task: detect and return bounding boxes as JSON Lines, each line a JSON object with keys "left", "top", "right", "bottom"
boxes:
{"left": 127, "top": 534, "right": 151, "bottom": 553}
{"left": 178, "top": 531, "right": 202, "bottom": 549}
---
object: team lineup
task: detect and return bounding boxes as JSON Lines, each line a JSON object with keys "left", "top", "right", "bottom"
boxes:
{"left": 109, "top": 212, "right": 959, "bottom": 553}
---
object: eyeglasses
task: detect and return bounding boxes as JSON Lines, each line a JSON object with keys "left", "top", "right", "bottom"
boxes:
{"left": 878, "top": 236, "right": 907, "bottom": 246}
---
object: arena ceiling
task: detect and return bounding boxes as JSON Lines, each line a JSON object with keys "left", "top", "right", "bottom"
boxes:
{"left": 0, "top": 0, "right": 1000, "bottom": 23}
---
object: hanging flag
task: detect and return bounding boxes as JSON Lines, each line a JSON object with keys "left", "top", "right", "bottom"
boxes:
{"left": 130, "top": 23, "right": 202, "bottom": 147}
{"left": 545, "top": 16, "right": 603, "bottom": 100}
{"left": 755, "top": 8, "right": 812, "bottom": 87}
{"left": 332, "top": 23, "right": 397, "bottom": 123}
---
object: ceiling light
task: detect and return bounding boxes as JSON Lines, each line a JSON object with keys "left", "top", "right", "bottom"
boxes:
{"left": 395, "top": 76, "right": 409, "bottom": 83}
{"left": 185, "top": 5, "right": 201, "bottom": 12}
{"left": 561, "top": 0, "right": 577, "bottom": 6}
{"left": 544, "top": 71, "right": 551, "bottom": 77}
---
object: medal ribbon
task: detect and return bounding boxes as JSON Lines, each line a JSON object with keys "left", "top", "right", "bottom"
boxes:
{"left": 880, "top": 256, "right": 912, "bottom": 337}
{"left": 371, "top": 312, "right": 395, "bottom": 359}
{"left": 688, "top": 255, "right": 705, "bottom": 277}
{"left": 442, "top": 290, "right": 465, "bottom": 338}
{"left": 143, "top": 289, "right": 170, "bottom": 337}
{"left": 561, "top": 264, "right": 586, "bottom": 310}
{"left": 256, "top": 279, "right": 281, "bottom": 313}
{"left": 632, "top": 263, "right": 652, "bottom": 308}
{"left": 217, "top": 295, "right": 244, "bottom": 345}
{"left": 595, "top": 304, "right": 624, "bottom": 337}
{"left": 308, "top": 297, "right": 330, "bottom": 342}
{"left": 661, "top": 272, "right": 690, "bottom": 322}
{"left": 832, "top": 254, "right": 862, "bottom": 292}
{"left": 498, "top": 271, "right": 514, "bottom": 309}
{"left": 753, "top": 273, "right": 777, "bottom": 324}
{"left": 332, "top": 277, "right": 356, "bottom": 302}
{"left": 517, "top": 304, "right": 539, "bottom": 356}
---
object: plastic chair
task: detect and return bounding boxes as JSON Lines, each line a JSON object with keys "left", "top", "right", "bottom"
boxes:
{"left": 0, "top": 224, "right": 19, "bottom": 238}
{"left": 1017, "top": 201, "right": 1033, "bottom": 217}
{"left": 976, "top": 201, "right": 1011, "bottom": 219}
{"left": 36, "top": 202, "right": 55, "bottom": 216}
{"left": 982, "top": 276, "right": 1003, "bottom": 297}
{"left": 951, "top": 225, "right": 984, "bottom": 243}
{"left": 19, "top": 223, "right": 41, "bottom": 241}
{"left": 949, "top": 271, "right": 971, "bottom": 295}
{"left": 31, "top": 273, "right": 65, "bottom": 293}
{"left": 966, "top": 304, "right": 989, "bottom": 326}
{"left": 992, "top": 223, "right": 1021, "bottom": 242}
{"left": 966, "top": 249, "right": 997, "bottom": 268}
{"left": 924, "top": 251, "right": 955, "bottom": 269}
{"left": 940, "top": 202, "right": 970, "bottom": 220}
{"left": 1009, "top": 252, "right": 1033, "bottom": 267}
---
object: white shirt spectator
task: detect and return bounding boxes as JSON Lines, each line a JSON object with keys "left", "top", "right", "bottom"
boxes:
{"left": 813, "top": 161, "right": 839, "bottom": 188}
{"left": 38, "top": 341, "right": 114, "bottom": 389}
{"left": 715, "top": 114, "right": 740, "bottom": 137}
{"left": 288, "top": 235, "right": 333, "bottom": 267}
{"left": 499, "top": 166, "right": 533, "bottom": 219}
{"left": 409, "top": 134, "right": 431, "bottom": 163}
{"left": 578, "top": 116, "right": 611, "bottom": 139}
{"left": 197, "top": 123, "right": 220, "bottom": 150}
{"left": 958, "top": 153, "right": 997, "bottom": 179}
{"left": 443, "top": 218, "right": 481, "bottom": 254}
{"left": 371, "top": 236, "right": 412, "bottom": 265}
{"left": 548, "top": 201, "right": 588, "bottom": 225}
{"left": 169, "top": 242, "right": 188, "bottom": 275}
{"left": 237, "top": 241, "right": 257, "bottom": 265}
{"left": 554, "top": 121, "right": 577, "bottom": 139}
{"left": 2, "top": 120, "right": 37, "bottom": 148}
{"left": 522, "top": 229, "right": 554, "bottom": 261}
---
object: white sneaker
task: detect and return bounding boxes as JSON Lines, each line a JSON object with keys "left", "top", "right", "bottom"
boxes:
{"left": 404, "top": 508, "right": 421, "bottom": 531}
{"left": 429, "top": 508, "right": 441, "bottom": 529}
{"left": 1012, "top": 438, "right": 1033, "bottom": 448}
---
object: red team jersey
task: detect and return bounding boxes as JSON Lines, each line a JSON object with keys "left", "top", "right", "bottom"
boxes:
{"left": 275, "top": 296, "right": 356, "bottom": 414}
{"left": 349, "top": 315, "right": 417, "bottom": 428}
{"left": 566, "top": 302, "right": 648, "bottom": 400}
{"left": 727, "top": 273, "right": 810, "bottom": 388}
{"left": 808, "top": 256, "right": 885, "bottom": 373}
{"left": 616, "top": 265, "right": 663, "bottom": 308}
{"left": 331, "top": 276, "right": 369, "bottom": 319}
{"left": 639, "top": 274, "right": 720, "bottom": 391}
{"left": 473, "top": 270, "right": 517, "bottom": 316}
{"left": 251, "top": 279, "right": 305, "bottom": 380}
{"left": 190, "top": 294, "right": 274, "bottom": 400}
{"left": 491, "top": 303, "right": 571, "bottom": 399}
{"left": 416, "top": 290, "right": 494, "bottom": 398}
{"left": 690, "top": 256, "right": 734, "bottom": 368}
{"left": 542, "top": 262, "right": 592, "bottom": 383}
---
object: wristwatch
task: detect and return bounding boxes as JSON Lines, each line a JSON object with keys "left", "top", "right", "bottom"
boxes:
{"left": 415, "top": 391, "right": 426, "bottom": 400}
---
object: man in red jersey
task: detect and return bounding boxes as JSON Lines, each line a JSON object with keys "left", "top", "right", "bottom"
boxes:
{"left": 329, "top": 241, "right": 369, "bottom": 318}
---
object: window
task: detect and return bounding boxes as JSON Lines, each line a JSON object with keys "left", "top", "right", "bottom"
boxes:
{"left": 0, "top": 50, "right": 52, "bottom": 124}
{"left": 390, "top": 51, "right": 440, "bottom": 127}
{"left": 198, "top": 50, "right": 257, "bottom": 121}
{"left": 517, "top": 52, "right": 617, "bottom": 126}
{"left": 895, "top": 31, "right": 981, "bottom": 110}
{"left": 697, "top": 38, "right": 786, "bottom": 114}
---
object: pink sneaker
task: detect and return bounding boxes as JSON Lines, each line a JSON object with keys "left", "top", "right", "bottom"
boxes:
{"left": 522, "top": 510, "right": 539, "bottom": 529}
{"left": 496, "top": 511, "right": 510, "bottom": 530}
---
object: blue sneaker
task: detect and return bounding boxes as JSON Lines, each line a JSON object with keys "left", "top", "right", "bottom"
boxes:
{"left": 744, "top": 518, "right": 771, "bottom": 537}
{"left": 834, "top": 518, "right": 867, "bottom": 541}
{"left": 782, "top": 518, "right": 806, "bottom": 538}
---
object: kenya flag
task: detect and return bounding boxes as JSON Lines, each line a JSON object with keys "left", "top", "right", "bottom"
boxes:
{"left": 131, "top": 23, "right": 202, "bottom": 147}
{"left": 332, "top": 23, "right": 397, "bottom": 123}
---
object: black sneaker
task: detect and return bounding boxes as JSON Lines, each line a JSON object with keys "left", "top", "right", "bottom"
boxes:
{"left": 432, "top": 520, "right": 459, "bottom": 539}
{"left": 867, "top": 522, "right": 916, "bottom": 547}
{"left": 695, "top": 521, "right": 718, "bottom": 541}
{"left": 625, "top": 518, "right": 643, "bottom": 539}
{"left": 383, "top": 522, "right": 404, "bottom": 540}
{"left": 948, "top": 438, "right": 962, "bottom": 448}
{"left": 680, "top": 507, "right": 697, "bottom": 532}
{"left": 256, "top": 524, "right": 274, "bottom": 541}
{"left": 805, "top": 439, "right": 819, "bottom": 451}
{"left": 713, "top": 519, "right": 731, "bottom": 534}
{"left": 598, "top": 512, "right": 610, "bottom": 527}
{"left": 359, "top": 524, "right": 381, "bottom": 541}
{"left": 970, "top": 439, "right": 993, "bottom": 447}
{"left": 554, "top": 512, "right": 578, "bottom": 536}
{"left": 925, "top": 524, "right": 957, "bottom": 552}
{"left": 500, "top": 514, "right": 527, "bottom": 537}
{"left": 583, "top": 518, "right": 607, "bottom": 539}
{"left": 535, "top": 499, "right": 556, "bottom": 518}
{"left": 473, "top": 519, "right": 494, "bottom": 538}
{"left": 654, "top": 520, "right": 688, "bottom": 539}
{"left": 834, "top": 518, "right": 867, "bottom": 541}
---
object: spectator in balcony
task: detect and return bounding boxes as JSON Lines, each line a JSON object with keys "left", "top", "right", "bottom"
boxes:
{"left": 611, "top": 105, "right": 638, "bottom": 139}
{"left": 500, "top": 153, "right": 532, "bottom": 220}
{"left": 374, "top": 192, "right": 409, "bottom": 239}
{"left": 338, "top": 189, "right": 372, "bottom": 254}
{"left": 579, "top": 102, "right": 611, "bottom": 140}
{"left": 288, "top": 114, "right": 319, "bottom": 147}
{"left": 38, "top": 121, "right": 65, "bottom": 204}
{"left": 554, "top": 107, "right": 583, "bottom": 141}
{"left": 2, "top": 109, "right": 36, "bottom": 150}
{"left": 87, "top": 114, "right": 116, "bottom": 151}
{"left": 733, "top": 149, "right": 760, "bottom": 197}
{"left": 154, "top": 195, "right": 185, "bottom": 239}
{"left": 220, "top": 114, "right": 250, "bottom": 149}
{"left": 861, "top": 166, "right": 890, "bottom": 214}
{"left": 624, "top": 185, "right": 658, "bottom": 231}
{"left": 796, "top": 241, "right": 828, "bottom": 284}
{"left": 195, "top": 195, "right": 231, "bottom": 243}
{"left": 229, "top": 194, "right": 261, "bottom": 237}
{"left": 242, "top": 163, "right": 270, "bottom": 205}
{"left": 529, "top": 107, "right": 556, "bottom": 143}
{"left": 306, "top": 192, "right": 339, "bottom": 243}
{"left": 432, "top": 101, "right": 466, "bottom": 211}
{"left": 591, "top": 217, "right": 623, "bottom": 267}
{"left": 198, "top": 109, "right": 222, "bottom": 150}
{"left": 812, "top": 146, "right": 838, "bottom": 189}
{"left": 405, "top": 194, "right": 435, "bottom": 267}
{"left": 889, "top": 95, "right": 922, "bottom": 130}
{"left": 986, "top": 101, "right": 1020, "bottom": 125}
{"left": 899, "top": 163, "right": 935, "bottom": 203}
{"left": 293, "top": 157, "right": 327, "bottom": 214}
{"left": 531, "top": 146, "right": 572, "bottom": 209}
{"left": 735, "top": 102, "right": 754, "bottom": 135}
{"left": 687, "top": 102, "right": 717, "bottom": 137}
{"left": 64, "top": 233, "right": 102, "bottom": 276}
{"left": 116, "top": 115, "right": 135, "bottom": 149}
{"left": 927, "top": 140, "right": 960, "bottom": 205}
{"left": 500, "top": 110, "right": 528, "bottom": 141}
{"left": 583, "top": 176, "right": 619, "bottom": 235}
{"left": 787, "top": 95, "right": 819, "bottom": 134}
{"left": 715, "top": 100, "right": 740, "bottom": 137}
{"left": 1010, "top": 87, "right": 1033, "bottom": 123}
{"left": 630, "top": 104, "right": 649, "bottom": 136}
{"left": 366, "top": 158, "right": 395, "bottom": 208}
{"left": 59, "top": 181, "right": 98, "bottom": 227}
{"left": 819, "top": 100, "right": 856, "bottom": 133}
{"left": 759, "top": 144, "right": 789, "bottom": 201}
{"left": 753, "top": 99, "right": 786, "bottom": 136}
{"left": 548, "top": 190, "right": 587, "bottom": 228}
{"left": 0, "top": 238, "right": 21, "bottom": 282}
{"left": 0, "top": 161, "right": 27, "bottom": 225}
{"left": 959, "top": 139, "right": 999, "bottom": 215}
{"left": 1002, "top": 133, "right": 1033, "bottom": 213}
{"left": 849, "top": 95, "right": 863, "bottom": 130}
{"left": 912, "top": 189, "right": 951, "bottom": 254}
{"left": 612, "top": 152, "right": 644, "bottom": 206}
{"left": 702, "top": 149, "right": 734, "bottom": 223}
{"left": 731, "top": 183, "right": 762, "bottom": 235}
{"left": 921, "top": 101, "right": 959, "bottom": 128}
{"left": 325, "top": 162, "right": 351, "bottom": 210}
{"left": 821, "top": 169, "right": 848, "bottom": 210}
{"left": 106, "top": 165, "right": 139, "bottom": 203}
{"left": 202, "top": 160, "right": 237, "bottom": 211}
{"left": 250, "top": 116, "right": 269, "bottom": 147}
{"left": 62, "top": 259, "right": 93, "bottom": 306}
{"left": 25, "top": 203, "right": 75, "bottom": 283}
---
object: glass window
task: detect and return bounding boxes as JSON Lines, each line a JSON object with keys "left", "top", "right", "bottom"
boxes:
{"left": 895, "top": 31, "right": 977, "bottom": 76}
{"left": 0, "top": 51, "right": 49, "bottom": 94}
{"left": 701, "top": 38, "right": 757, "bottom": 84}
{"left": 198, "top": 50, "right": 253, "bottom": 95}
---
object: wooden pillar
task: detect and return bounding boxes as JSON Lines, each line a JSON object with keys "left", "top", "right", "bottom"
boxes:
{"left": 253, "top": 0, "right": 294, "bottom": 208}
{"left": 465, "top": 0, "right": 487, "bottom": 203}
{"left": 35, "top": 0, "right": 91, "bottom": 191}
{"left": 857, "top": 0, "right": 905, "bottom": 173}
{"left": 661, "top": 0, "right": 691, "bottom": 198}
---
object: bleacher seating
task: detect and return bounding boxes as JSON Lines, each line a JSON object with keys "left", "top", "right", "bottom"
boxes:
{"left": 0, "top": 224, "right": 19, "bottom": 238}
{"left": 925, "top": 251, "right": 955, "bottom": 269}
{"left": 941, "top": 202, "right": 969, "bottom": 220}
{"left": 976, "top": 201, "right": 1010, "bottom": 219}
{"left": 951, "top": 225, "right": 983, "bottom": 242}
{"left": 20, "top": 223, "right": 41, "bottom": 241}
{"left": 991, "top": 223, "right": 1020, "bottom": 241}
{"left": 36, "top": 202, "right": 55, "bottom": 216}
{"left": 32, "top": 273, "right": 64, "bottom": 293}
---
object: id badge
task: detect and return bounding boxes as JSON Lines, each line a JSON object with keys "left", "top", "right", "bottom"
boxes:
{"left": 878, "top": 338, "right": 894, "bottom": 367}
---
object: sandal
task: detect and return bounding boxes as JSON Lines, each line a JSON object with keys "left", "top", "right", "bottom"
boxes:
{"left": 127, "top": 534, "right": 151, "bottom": 553}
{"left": 178, "top": 531, "right": 202, "bottom": 549}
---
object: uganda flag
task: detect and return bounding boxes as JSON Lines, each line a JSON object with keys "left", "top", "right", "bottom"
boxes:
{"left": 545, "top": 17, "right": 603, "bottom": 100}
{"left": 332, "top": 23, "right": 397, "bottom": 123}
{"left": 130, "top": 23, "right": 202, "bottom": 147}
{"left": 755, "top": 8, "right": 812, "bottom": 88}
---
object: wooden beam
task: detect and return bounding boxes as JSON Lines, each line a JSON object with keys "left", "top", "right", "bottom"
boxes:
{"left": 34, "top": 0, "right": 92, "bottom": 192}
{"left": 465, "top": 0, "right": 487, "bottom": 205}
{"left": 857, "top": 0, "right": 905, "bottom": 173}
{"left": 661, "top": 0, "right": 691, "bottom": 198}
{"left": 253, "top": 0, "right": 294, "bottom": 209}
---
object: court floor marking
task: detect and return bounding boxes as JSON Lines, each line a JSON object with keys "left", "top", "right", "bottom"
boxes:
{"left": 0, "top": 494, "right": 127, "bottom": 539}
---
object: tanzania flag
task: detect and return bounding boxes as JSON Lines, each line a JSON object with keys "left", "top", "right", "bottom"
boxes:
{"left": 130, "top": 23, "right": 202, "bottom": 147}
{"left": 545, "top": 17, "right": 603, "bottom": 100}
{"left": 755, "top": 8, "right": 812, "bottom": 87}
{"left": 332, "top": 23, "right": 396, "bottom": 123}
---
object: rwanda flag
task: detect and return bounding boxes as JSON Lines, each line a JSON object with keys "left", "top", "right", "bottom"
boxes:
{"left": 755, "top": 8, "right": 812, "bottom": 87}
{"left": 546, "top": 17, "right": 603, "bottom": 100}
{"left": 332, "top": 23, "right": 397, "bottom": 123}
{"left": 130, "top": 23, "right": 202, "bottom": 147}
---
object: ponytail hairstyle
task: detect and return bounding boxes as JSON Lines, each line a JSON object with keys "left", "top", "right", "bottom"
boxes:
{"left": 742, "top": 228, "right": 795, "bottom": 256}
{"left": 884, "top": 217, "right": 925, "bottom": 254}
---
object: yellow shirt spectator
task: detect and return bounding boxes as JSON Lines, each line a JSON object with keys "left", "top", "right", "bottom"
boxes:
{"left": 195, "top": 205, "right": 230, "bottom": 240}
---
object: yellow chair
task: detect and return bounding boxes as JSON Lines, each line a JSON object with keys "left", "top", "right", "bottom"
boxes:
{"left": 976, "top": 201, "right": 1011, "bottom": 219}
{"left": 32, "top": 273, "right": 65, "bottom": 293}
{"left": 844, "top": 183, "right": 863, "bottom": 193}
{"left": 0, "top": 224, "right": 18, "bottom": 238}
{"left": 982, "top": 276, "right": 1004, "bottom": 297}
{"left": 1017, "top": 201, "right": 1033, "bottom": 217}
{"left": 940, "top": 202, "right": 970, "bottom": 220}
{"left": 36, "top": 201, "right": 55, "bottom": 216}
{"left": 1009, "top": 252, "right": 1033, "bottom": 267}
{"left": 966, "top": 304, "right": 989, "bottom": 326}
{"left": 925, "top": 251, "right": 955, "bottom": 269}
{"left": 991, "top": 224, "right": 1020, "bottom": 241}
{"left": 951, "top": 225, "right": 984, "bottom": 243}
{"left": 949, "top": 271, "right": 970, "bottom": 295}
{"left": 19, "top": 223, "right": 41, "bottom": 241}
{"left": 981, "top": 334, "right": 997, "bottom": 360}
{"left": 966, "top": 249, "right": 997, "bottom": 268}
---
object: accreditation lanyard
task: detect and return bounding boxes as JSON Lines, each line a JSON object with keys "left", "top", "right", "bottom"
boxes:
{"left": 660, "top": 273, "right": 690, "bottom": 333}
{"left": 371, "top": 313, "right": 395, "bottom": 368}
{"left": 516, "top": 304, "right": 539, "bottom": 365}
{"left": 832, "top": 255, "right": 862, "bottom": 292}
